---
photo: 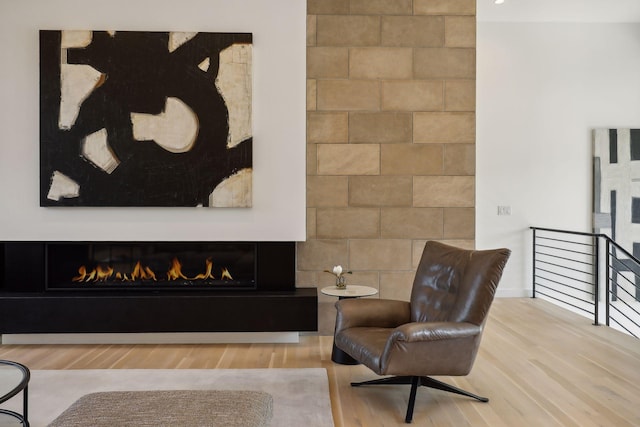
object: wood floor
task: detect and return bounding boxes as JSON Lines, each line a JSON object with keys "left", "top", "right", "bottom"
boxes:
{"left": 1, "top": 298, "right": 639, "bottom": 426}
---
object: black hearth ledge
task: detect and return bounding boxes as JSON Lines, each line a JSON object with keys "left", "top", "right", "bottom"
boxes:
{"left": 0, "top": 288, "right": 318, "bottom": 333}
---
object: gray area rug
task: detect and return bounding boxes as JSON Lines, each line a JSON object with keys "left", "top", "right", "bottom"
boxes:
{"left": 4, "top": 368, "right": 333, "bottom": 427}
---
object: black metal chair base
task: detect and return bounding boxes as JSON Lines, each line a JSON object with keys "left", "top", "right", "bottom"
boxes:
{"left": 351, "top": 375, "right": 488, "bottom": 423}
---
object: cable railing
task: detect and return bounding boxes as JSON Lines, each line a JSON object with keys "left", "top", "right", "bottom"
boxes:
{"left": 531, "top": 227, "right": 640, "bottom": 338}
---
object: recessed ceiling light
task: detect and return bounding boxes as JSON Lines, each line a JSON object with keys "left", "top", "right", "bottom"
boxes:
{"left": 495, "top": 0, "right": 505, "bottom": 4}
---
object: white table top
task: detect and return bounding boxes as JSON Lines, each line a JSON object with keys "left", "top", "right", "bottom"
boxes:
{"left": 320, "top": 285, "right": 378, "bottom": 298}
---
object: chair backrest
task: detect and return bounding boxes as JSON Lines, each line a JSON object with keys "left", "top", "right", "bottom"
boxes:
{"left": 410, "top": 241, "right": 511, "bottom": 325}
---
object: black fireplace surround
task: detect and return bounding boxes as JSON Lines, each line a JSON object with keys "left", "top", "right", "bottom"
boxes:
{"left": 0, "top": 241, "right": 317, "bottom": 334}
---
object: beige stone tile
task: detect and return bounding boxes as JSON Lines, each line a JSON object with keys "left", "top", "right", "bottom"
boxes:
{"left": 307, "top": 175, "right": 349, "bottom": 207}
{"left": 380, "top": 207, "right": 443, "bottom": 239}
{"left": 349, "top": 112, "right": 412, "bottom": 144}
{"left": 414, "top": 112, "right": 475, "bottom": 143}
{"left": 349, "top": 48, "right": 413, "bottom": 79}
{"left": 318, "top": 289, "right": 335, "bottom": 305}
{"left": 308, "top": 112, "right": 349, "bottom": 144}
{"left": 317, "top": 80, "right": 380, "bottom": 111}
{"left": 316, "top": 207, "right": 380, "bottom": 239}
{"left": 381, "top": 16, "right": 444, "bottom": 47}
{"left": 307, "top": 15, "right": 317, "bottom": 47}
{"left": 295, "top": 269, "right": 317, "bottom": 287}
{"left": 379, "top": 271, "right": 415, "bottom": 301}
{"left": 347, "top": 271, "right": 380, "bottom": 288}
{"left": 307, "top": 47, "right": 349, "bottom": 79}
{"left": 349, "top": 239, "right": 413, "bottom": 270}
{"left": 308, "top": 0, "right": 350, "bottom": 15}
{"left": 316, "top": 16, "right": 380, "bottom": 46}
{"left": 413, "top": 176, "right": 475, "bottom": 207}
{"left": 317, "top": 144, "right": 380, "bottom": 175}
{"left": 307, "top": 143, "right": 317, "bottom": 175}
{"left": 414, "top": 0, "right": 475, "bottom": 15}
{"left": 414, "top": 48, "right": 475, "bottom": 79}
{"left": 445, "top": 80, "right": 475, "bottom": 112}
{"left": 411, "top": 239, "right": 475, "bottom": 266}
{"left": 349, "top": 176, "right": 413, "bottom": 207}
{"left": 350, "top": 0, "right": 412, "bottom": 15}
{"left": 382, "top": 80, "right": 443, "bottom": 112}
{"left": 307, "top": 79, "right": 317, "bottom": 111}
{"left": 443, "top": 207, "right": 475, "bottom": 239}
{"left": 444, "top": 144, "right": 475, "bottom": 175}
{"left": 381, "top": 144, "right": 443, "bottom": 175}
{"left": 445, "top": 16, "right": 476, "bottom": 48}
{"left": 412, "top": 240, "right": 428, "bottom": 267}
{"left": 439, "top": 239, "right": 475, "bottom": 250}
{"left": 297, "top": 239, "right": 349, "bottom": 270}
{"left": 307, "top": 208, "right": 317, "bottom": 239}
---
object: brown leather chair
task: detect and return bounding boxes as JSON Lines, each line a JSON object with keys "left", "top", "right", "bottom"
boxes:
{"left": 334, "top": 241, "right": 510, "bottom": 423}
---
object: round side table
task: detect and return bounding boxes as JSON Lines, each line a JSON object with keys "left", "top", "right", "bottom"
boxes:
{"left": 0, "top": 360, "right": 30, "bottom": 427}
{"left": 321, "top": 285, "right": 378, "bottom": 365}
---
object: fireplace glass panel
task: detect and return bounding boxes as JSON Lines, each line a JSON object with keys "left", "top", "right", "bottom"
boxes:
{"left": 46, "top": 242, "right": 256, "bottom": 290}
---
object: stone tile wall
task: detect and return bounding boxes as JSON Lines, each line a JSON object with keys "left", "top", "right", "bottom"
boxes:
{"left": 300, "top": 0, "right": 476, "bottom": 334}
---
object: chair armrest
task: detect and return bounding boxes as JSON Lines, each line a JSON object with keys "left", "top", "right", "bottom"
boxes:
{"left": 378, "top": 322, "right": 484, "bottom": 376}
{"left": 335, "top": 299, "right": 411, "bottom": 333}
{"left": 389, "top": 322, "right": 481, "bottom": 343}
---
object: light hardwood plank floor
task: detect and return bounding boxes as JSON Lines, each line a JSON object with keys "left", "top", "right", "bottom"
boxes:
{"left": 1, "top": 298, "right": 639, "bottom": 426}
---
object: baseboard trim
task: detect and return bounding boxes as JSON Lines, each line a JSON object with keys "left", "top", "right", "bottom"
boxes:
{"left": 496, "top": 288, "right": 532, "bottom": 298}
{"left": 0, "top": 331, "right": 300, "bottom": 345}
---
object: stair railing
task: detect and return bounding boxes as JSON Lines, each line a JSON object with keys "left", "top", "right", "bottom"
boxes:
{"left": 531, "top": 227, "right": 640, "bottom": 338}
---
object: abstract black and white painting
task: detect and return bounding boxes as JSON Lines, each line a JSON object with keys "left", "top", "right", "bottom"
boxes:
{"left": 593, "top": 128, "right": 640, "bottom": 299}
{"left": 40, "top": 30, "right": 252, "bottom": 207}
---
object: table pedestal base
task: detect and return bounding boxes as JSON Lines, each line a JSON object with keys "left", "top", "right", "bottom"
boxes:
{"left": 331, "top": 343, "right": 359, "bottom": 365}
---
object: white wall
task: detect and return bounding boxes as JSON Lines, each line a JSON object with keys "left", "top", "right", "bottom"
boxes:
{"left": 0, "top": 0, "right": 306, "bottom": 242}
{"left": 477, "top": 22, "right": 640, "bottom": 296}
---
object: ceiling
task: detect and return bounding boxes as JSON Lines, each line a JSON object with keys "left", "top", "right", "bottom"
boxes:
{"left": 477, "top": 0, "right": 640, "bottom": 23}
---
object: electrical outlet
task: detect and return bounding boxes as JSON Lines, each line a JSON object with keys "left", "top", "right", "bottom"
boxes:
{"left": 497, "top": 206, "right": 511, "bottom": 216}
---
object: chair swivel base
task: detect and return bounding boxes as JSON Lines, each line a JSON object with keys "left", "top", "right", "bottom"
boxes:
{"left": 351, "top": 375, "right": 488, "bottom": 423}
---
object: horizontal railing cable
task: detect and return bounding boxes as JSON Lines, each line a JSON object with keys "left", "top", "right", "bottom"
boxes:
{"left": 534, "top": 282, "right": 596, "bottom": 306}
{"left": 536, "top": 235, "right": 595, "bottom": 247}
{"left": 534, "top": 274, "right": 596, "bottom": 297}
{"left": 535, "top": 260, "right": 594, "bottom": 278}
{"left": 534, "top": 244, "right": 595, "bottom": 258}
{"left": 535, "top": 250, "right": 594, "bottom": 267}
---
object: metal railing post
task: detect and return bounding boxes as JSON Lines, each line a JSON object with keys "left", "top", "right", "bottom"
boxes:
{"left": 532, "top": 228, "right": 537, "bottom": 298}
{"left": 593, "top": 236, "right": 599, "bottom": 326}
{"left": 606, "top": 238, "right": 610, "bottom": 327}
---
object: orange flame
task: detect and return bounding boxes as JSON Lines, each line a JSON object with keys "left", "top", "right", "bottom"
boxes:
{"left": 72, "top": 265, "right": 113, "bottom": 282}
{"left": 192, "top": 258, "right": 215, "bottom": 280}
{"left": 72, "top": 266, "right": 88, "bottom": 282}
{"left": 167, "top": 257, "right": 188, "bottom": 281}
{"left": 221, "top": 267, "right": 233, "bottom": 281}
{"left": 130, "top": 261, "right": 157, "bottom": 281}
{"left": 72, "top": 257, "right": 235, "bottom": 284}
{"left": 95, "top": 265, "right": 114, "bottom": 281}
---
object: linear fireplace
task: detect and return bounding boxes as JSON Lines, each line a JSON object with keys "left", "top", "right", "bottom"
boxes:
{"left": 46, "top": 242, "right": 257, "bottom": 291}
{"left": 0, "top": 241, "right": 317, "bottom": 334}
